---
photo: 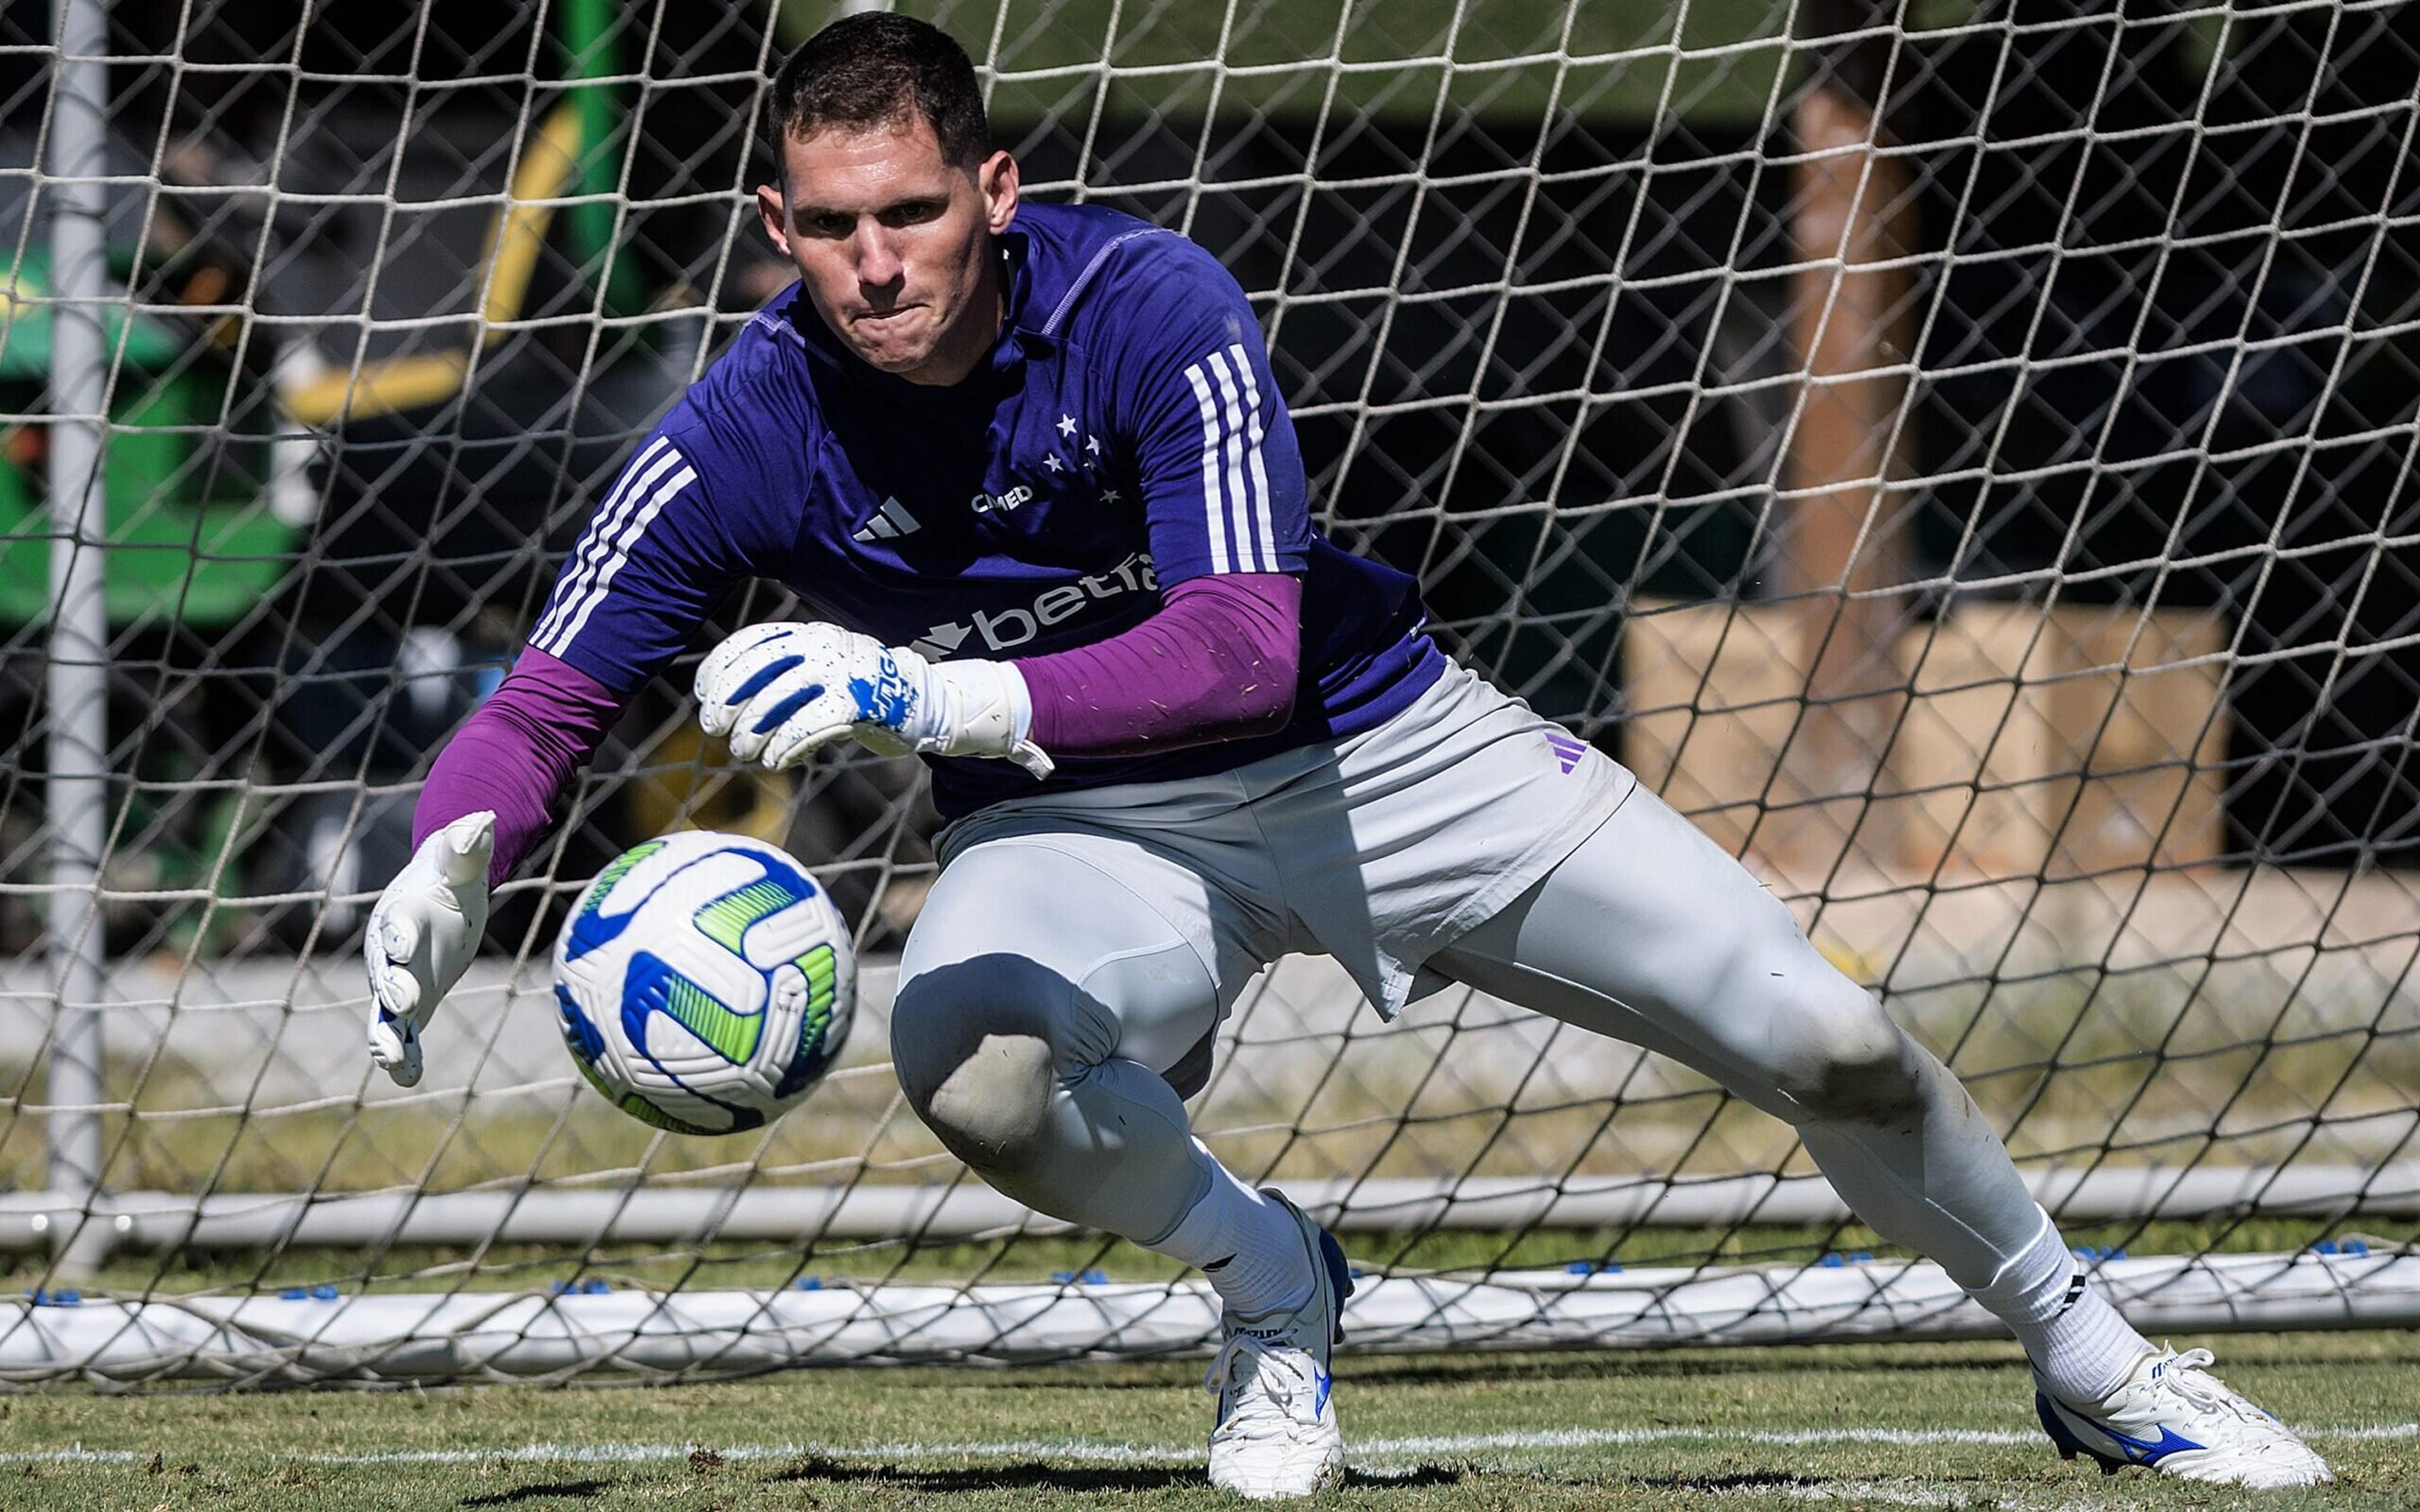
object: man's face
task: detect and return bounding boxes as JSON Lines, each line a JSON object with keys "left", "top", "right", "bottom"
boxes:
{"left": 757, "top": 115, "right": 1018, "bottom": 386}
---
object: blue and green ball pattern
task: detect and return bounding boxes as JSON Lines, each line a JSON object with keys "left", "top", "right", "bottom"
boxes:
{"left": 553, "top": 835, "right": 853, "bottom": 1135}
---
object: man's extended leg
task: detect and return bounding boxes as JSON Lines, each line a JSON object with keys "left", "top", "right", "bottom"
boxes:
{"left": 1432, "top": 789, "right": 2066, "bottom": 1319}
{"left": 890, "top": 832, "right": 1351, "bottom": 1498}
{"left": 1430, "top": 786, "right": 2327, "bottom": 1487}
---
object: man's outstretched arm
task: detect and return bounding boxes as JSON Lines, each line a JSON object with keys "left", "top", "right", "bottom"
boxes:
{"left": 412, "top": 648, "right": 626, "bottom": 883}
{"left": 365, "top": 648, "right": 628, "bottom": 1087}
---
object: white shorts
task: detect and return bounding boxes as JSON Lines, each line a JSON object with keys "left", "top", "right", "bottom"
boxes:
{"left": 933, "top": 662, "right": 1635, "bottom": 1022}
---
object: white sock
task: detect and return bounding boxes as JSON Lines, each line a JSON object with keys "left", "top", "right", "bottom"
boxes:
{"left": 1153, "top": 1142, "right": 1315, "bottom": 1320}
{"left": 1973, "top": 1208, "right": 2151, "bottom": 1404}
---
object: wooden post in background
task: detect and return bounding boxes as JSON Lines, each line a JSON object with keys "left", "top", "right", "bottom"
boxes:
{"left": 1763, "top": 0, "right": 1922, "bottom": 888}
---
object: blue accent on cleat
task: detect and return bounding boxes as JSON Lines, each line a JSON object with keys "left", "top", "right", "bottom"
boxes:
{"left": 2101, "top": 1421, "right": 2203, "bottom": 1465}
{"left": 2037, "top": 1390, "right": 2088, "bottom": 1460}
{"left": 1311, "top": 1227, "right": 1345, "bottom": 1418}
{"left": 2037, "top": 1388, "right": 2206, "bottom": 1474}
{"left": 1315, "top": 1222, "right": 1354, "bottom": 1348}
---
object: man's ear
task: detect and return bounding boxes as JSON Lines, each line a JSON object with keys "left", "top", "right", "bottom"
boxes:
{"left": 755, "top": 182, "right": 791, "bottom": 255}
{"left": 980, "top": 151, "right": 1020, "bottom": 235}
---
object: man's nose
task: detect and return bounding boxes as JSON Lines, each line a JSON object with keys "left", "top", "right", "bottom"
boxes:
{"left": 854, "top": 230, "right": 904, "bottom": 290}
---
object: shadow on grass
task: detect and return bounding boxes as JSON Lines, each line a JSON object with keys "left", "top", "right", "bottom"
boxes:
{"left": 459, "top": 1479, "right": 613, "bottom": 1506}
{"left": 1636, "top": 1472, "right": 1829, "bottom": 1492}
{"left": 763, "top": 1454, "right": 1463, "bottom": 1493}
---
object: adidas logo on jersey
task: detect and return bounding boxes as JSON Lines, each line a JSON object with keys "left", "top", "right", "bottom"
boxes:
{"left": 908, "top": 551, "right": 1156, "bottom": 660}
{"left": 852, "top": 496, "right": 921, "bottom": 542}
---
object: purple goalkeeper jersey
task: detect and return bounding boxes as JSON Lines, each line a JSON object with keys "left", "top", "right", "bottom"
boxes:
{"left": 529, "top": 200, "right": 1443, "bottom": 818}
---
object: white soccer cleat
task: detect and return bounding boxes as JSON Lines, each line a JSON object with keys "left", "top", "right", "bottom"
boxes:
{"left": 1202, "top": 1193, "right": 1355, "bottom": 1499}
{"left": 2034, "top": 1345, "right": 2331, "bottom": 1489}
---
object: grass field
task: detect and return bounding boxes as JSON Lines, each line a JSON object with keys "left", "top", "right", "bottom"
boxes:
{"left": 3, "top": 1331, "right": 2412, "bottom": 1511}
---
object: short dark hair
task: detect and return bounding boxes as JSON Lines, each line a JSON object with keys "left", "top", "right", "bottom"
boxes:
{"left": 766, "top": 14, "right": 990, "bottom": 170}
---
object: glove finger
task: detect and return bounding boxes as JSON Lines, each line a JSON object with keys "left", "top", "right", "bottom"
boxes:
{"left": 697, "top": 622, "right": 788, "bottom": 692}
{"left": 727, "top": 677, "right": 833, "bottom": 765}
{"left": 698, "top": 625, "right": 807, "bottom": 735}
{"left": 763, "top": 713, "right": 858, "bottom": 772}
{"left": 731, "top": 663, "right": 834, "bottom": 740}
{"left": 366, "top": 941, "right": 422, "bottom": 1023}
{"left": 724, "top": 709, "right": 775, "bottom": 765}
{"left": 377, "top": 907, "right": 424, "bottom": 968}
{"left": 368, "top": 1014, "right": 422, "bottom": 1088}
{"left": 437, "top": 811, "right": 495, "bottom": 888}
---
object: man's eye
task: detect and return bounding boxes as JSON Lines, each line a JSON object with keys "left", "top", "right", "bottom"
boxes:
{"left": 806, "top": 213, "right": 853, "bottom": 237}
{"left": 884, "top": 201, "right": 940, "bottom": 226}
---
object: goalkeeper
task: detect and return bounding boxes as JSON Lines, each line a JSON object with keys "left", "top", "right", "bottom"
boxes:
{"left": 364, "top": 13, "right": 2325, "bottom": 1499}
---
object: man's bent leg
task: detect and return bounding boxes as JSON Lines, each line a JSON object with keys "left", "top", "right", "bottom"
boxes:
{"left": 1431, "top": 788, "right": 2148, "bottom": 1402}
{"left": 896, "top": 833, "right": 1351, "bottom": 1496}
{"left": 891, "top": 835, "right": 1314, "bottom": 1313}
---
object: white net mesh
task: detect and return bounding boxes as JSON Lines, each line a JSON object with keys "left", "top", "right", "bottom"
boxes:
{"left": 2, "top": 0, "right": 2417, "bottom": 1382}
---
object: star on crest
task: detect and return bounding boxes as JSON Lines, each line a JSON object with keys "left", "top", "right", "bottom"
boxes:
{"left": 1085, "top": 435, "right": 1103, "bottom": 459}
{"left": 1056, "top": 413, "right": 1078, "bottom": 438}
{"left": 1102, "top": 487, "right": 1122, "bottom": 503}
{"left": 1043, "top": 453, "right": 1065, "bottom": 474}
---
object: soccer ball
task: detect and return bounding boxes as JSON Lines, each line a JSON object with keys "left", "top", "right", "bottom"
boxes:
{"left": 552, "top": 831, "right": 855, "bottom": 1135}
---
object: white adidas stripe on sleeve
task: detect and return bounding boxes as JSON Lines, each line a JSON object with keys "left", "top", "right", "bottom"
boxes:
{"left": 534, "top": 444, "right": 698, "bottom": 658}
{"left": 1226, "top": 343, "right": 1279, "bottom": 573}
{"left": 533, "top": 436, "right": 681, "bottom": 650}
{"left": 1182, "top": 346, "right": 1279, "bottom": 573}
{"left": 1182, "top": 361, "right": 1235, "bottom": 573}
{"left": 1204, "top": 349, "right": 1257, "bottom": 571}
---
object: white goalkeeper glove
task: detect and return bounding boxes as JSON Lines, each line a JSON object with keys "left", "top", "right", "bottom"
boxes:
{"left": 364, "top": 810, "right": 495, "bottom": 1089}
{"left": 695, "top": 621, "right": 1052, "bottom": 779}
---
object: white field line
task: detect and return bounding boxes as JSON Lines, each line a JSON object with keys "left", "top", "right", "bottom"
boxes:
{"left": 1732, "top": 1484, "right": 1970, "bottom": 1508}
{"left": 4, "top": 1421, "right": 2412, "bottom": 1469}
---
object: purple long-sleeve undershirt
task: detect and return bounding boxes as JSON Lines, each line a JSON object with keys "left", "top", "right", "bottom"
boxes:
{"left": 415, "top": 574, "right": 1304, "bottom": 879}
{"left": 413, "top": 646, "right": 623, "bottom": 886}
{"left": 1020, "top": 573, "right": 1302, "bottom": 755}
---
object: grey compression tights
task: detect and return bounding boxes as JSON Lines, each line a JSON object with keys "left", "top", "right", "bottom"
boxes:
{"left": 1429, "top": 788, "right": 2044, "bottom": 1290}
{"left": 889, "top": 789, "right": 2046, "bottom": 1288}
{"left": 888, "top": 837, "right": 1233, "bottom": 1247}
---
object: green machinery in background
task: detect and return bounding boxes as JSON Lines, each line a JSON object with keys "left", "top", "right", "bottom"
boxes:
{"left": 0, "top": 251, "right": 283, "bottom": 634}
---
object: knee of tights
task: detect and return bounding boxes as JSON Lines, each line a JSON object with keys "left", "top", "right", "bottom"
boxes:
{"left": 890, "top": 956, "right": 1081, "bottom": 1174}
{"left": 1766, "top": 992, "right": 1930, "bottom": 1126}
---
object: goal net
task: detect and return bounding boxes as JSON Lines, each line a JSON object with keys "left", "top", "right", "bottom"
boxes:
{"left": 3, "top": 0, "right": 2417, "bottom": 1383}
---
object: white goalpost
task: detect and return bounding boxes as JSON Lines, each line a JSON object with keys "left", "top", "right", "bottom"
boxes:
{"left": 4, "top": 0, "right": 2418, "bottom": 1382}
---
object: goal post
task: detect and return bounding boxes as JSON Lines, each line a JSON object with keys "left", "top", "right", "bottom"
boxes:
{"left": 4, "top": 0, "right": 2418, "bottom": 1382}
